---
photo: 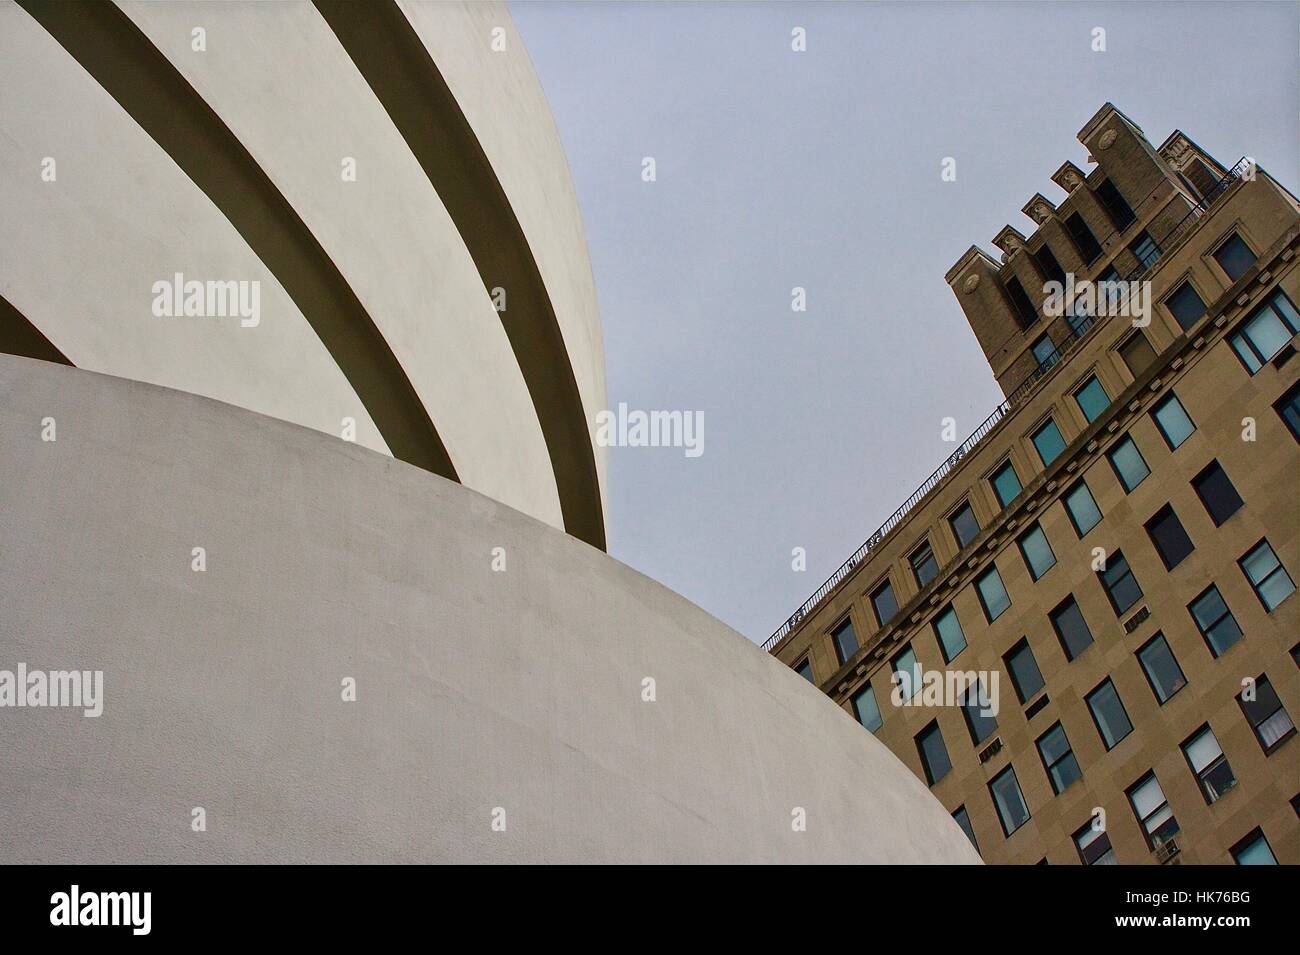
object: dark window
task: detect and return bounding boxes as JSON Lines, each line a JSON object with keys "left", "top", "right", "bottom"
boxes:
{"left": 1231, "top": 828, "right": 1278, "bottom": 865}
{"left": 1181, "top": 725, "right": 1236, "bottom": 804}
{"left": 1074, "top": 375, "right": 1110, "bottom": 424}
{"left": 1145, "top": 505, "right": 1195, "bottom": 571}
{"left": 1063, "top": 480, "right": 1103, "bottom": 537}
{"left": 1189, "top": 585, "right": 1243, "bottom": 657}
{"left": 988, "top": 764, "right": 1031, "bottom": 836}
{"left": 1137, "top": 633, "right": 1187, "bottom": 704}
{"left": 1127, "top": 772, "right": 1179, "bottom": 850}
{"left": 1274, "top": 380, "right": 1300, "bottom": 443}
{"left": 1086, "top": 678, "right": 1133, "bottom": 750}
{"left": 1192, "top": 460, "right": 1244, "bottom": 526}
{"left": 831, "top": 617, "right": 859, "bottom": 664}
{"left": 933, "top": 605, "right": 967, "bottom": 663}
{"left": 1108, "top": 435, "right": 1150, "bottom": 492}
{"left": 1238, "top": 674, "right": 1295, "bottom": 753}
{"left": 1129, "top": 231, "right": 1161, "bottom": 270}
{"left": 1095, "top": 179, "right": 1136, "bottom": 231}
{"left": 990, "top": 460, "right": 1022, "bottom": 509}
{"left": 949, "top": 502, "right": 980, "bottom": 549}
{"left": 1032, "top": 418, "right": 1067, "bottom": 466}
{"left": 1119, "top": 332, "right": 1158, "bottom": 378}
{"left": 1051, "top": 596, "right": 1095, "bottom": 661}
{"left": 910, "top": 540, "right": 940, "bottom": 588}
{"left": 1032, "top": 334, "right": 1059, "bottom": 372}
{"left": 1228, "top": 291, "right": 1300, "bottom": 373}
{"left": 1152, "top": 393, "right": 1195, "bottom": 449}
{"left": 916, "top": 719, "right": 952, "bottom": 785}
{"left": 975, "top": 565, "right": 1011, "bottom": 622}
{"left": 1004, "top": 638, "right": 1045, "bottom": 703}
{"left": 960, "top": 679, "right": 998, "bottom": 745}
{"left": 870, "top": 578, "right": 899, "bottom": 627}
{"left": 1213, "top": 233, "right": 1256, "bottom": 282}
{"left": 1099, "top": 550, "right": 1143, "bottom": 615}
{"left": 1065, "top": 212, "right": 1103, "bottom": 263}
{"left": 1004, "top": 277, "right": 1038, "bottom": 329}
{"left": 1074, "top": 822, "right": 1117, "bottom": 865}
{"left": 1165, "top": 281, "right": 1207, "bottom": 331}
{"left": 1032, "top": 244, "right": 1067, "bottom": 287}
{"left": 851, "top": 681, "right": 882, "bottom": 732}
{"left": 796, "top": 658, "right": 814, "bottom": 682}
{"left": 1037, "top": 722, "right": 1082, "bottom": 794}
{"left": 952, "top": 806, "right": 979, "bottom": 852}
{"left": 1240, "top": 539, "right": 1296, "bottom": 612}
{"left": 1017, "top": 523, "right": 1056, "bottom": 581}
{"left": 892, "top": 645, "right": 922, "bottom": 701}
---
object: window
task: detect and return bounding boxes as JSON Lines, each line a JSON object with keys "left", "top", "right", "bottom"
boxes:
{"left": 1137, "top": 633, "right": 1187, "bottom": 704}
{"left": 1095, "top": 179, "right": 1135, "bottom": 231}
{"left": 870, "top": 578, "right": 899, "bottom": 627}
{"left": 1017, "top": 524, "right": 1056, "bottom": 581}
{"left": 831, "top": 617, "right": 859, "bottom": 664}
{"left": 1238, "top": 674, "right": 1295, "bottom": 753}
{"left": 1152, "top": 393, "right": 1195, "bottom": 449}
{"left": 1004, "top": 638, "right": 1045, "bottom": 703}
{"left": 952, "top": 806, "right": 979, "bottom": 852}
{"left": 1127, "top": 773, "right": 1179, "bottom": 850}
{"left": 1165, "top": 281, "right": 1206, "bottom": 331}
{"left": 1230, "top": 829, "right": 1278, "bottom": 865}
{"left": 1074, "top": 823, "right": 1117, "bottom": 865}
{"left": 960, "top": 679, "right": 997, "bottom": 744}
{"left": 1212, "top": 232, "right": 1255, "bottom": 281}
{"left": 1189, "top": 585, "right": 1243, "bottom": 657}
{"left": 1129, "top": 231, "right": 1161, "bottom": 270}
{"left": 1032, "top": 244, "right": 1067, "bottom": 287}
{"left": 1032, "top": 418, "right": 1067, "bottom": 466}
{"left": 1004, "top": 277, "right": 1038, "bottom": 328}
{"left": 1240, "top": 539, "right": 1296, "bottom": 611}
{"left": 988, "top": 765, "right": 1030, "bottom": 836}
{"left": 1119, "top": 331, "right": 1158, "bottom": 378}
{"left": 1228, "top": 291, "right": 1299, "bottom": 373}
{"left": 1051, "top": 596, "right": 1095, "bottom": 661}
{"left": 1107, "top": 435, "right": 1150, "bottom": 492}
{"left": 1063, "top": 479, "right": 1103, "bottom": 536}
{"left": 851, "top": 681, "right": 882, "bottom": 732}
{"left": 1037, "top": 722, "right": 1081, "bottom": 795}
{"left": 795, "top": 658, "right": 814, "bottom": 682}
{"left": 1099, "top": 550, "right": 1143, "bottom": 615}
{"left": 990, "top": 460, "right": 1022, "bottom": 509}
{"left": 1032, "top": 334, "right": 1058, "bottom": 371}
{"left": 916, "top": 720, "right": 951, "bottom": 785}
{"left": 1192, "top": 460, "right": 1244, "bottom": 526}
{"left": 1073, "top": 375, "right": 1110, "bottom": 424}
{"left": 975, "top": 565, "right": 1011, "bottom": 622}
{"left": 910, "top": 540, "right": 939, "bottom": 588}
{"left": 949, "top": 502, "right": 980, "bottom": 549}
{"left": 892, "top": 645, "right": 922, "bottom": 700}
{"left": 1086, "top": 678, "right": 1133, "bottom": 750}
{"left": 1145, "top": 505, "right": 1194, "bottom": 571}
{"left": 1274, "top": 380, "right": 1300, "bottom": 443}
{"left": 1181, "top": 725, "right": 1236, "bottom": 804}
{"left": 1064, "top": 212, "right": 1102, "bottom": 263}
{"left": 933, "top": 605, "right": 967, "bottom": 663}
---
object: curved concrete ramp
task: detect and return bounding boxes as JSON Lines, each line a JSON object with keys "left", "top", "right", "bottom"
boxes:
{"left": 0, "top": 355, "right": 980, "bottom": 864}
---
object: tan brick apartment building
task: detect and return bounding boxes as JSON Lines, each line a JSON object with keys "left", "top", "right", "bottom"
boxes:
{"left": 767, "top": 104, "right": 1300, "bottom": 865}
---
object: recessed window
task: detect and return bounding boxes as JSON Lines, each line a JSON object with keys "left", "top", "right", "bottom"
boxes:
{"left": 1145, "top": 504, "right": 1194, "bottom": 571}
{"left": 1063, "top": 479, "right": 1103, "bottom": 537}
{"left": 1228, "top": 291, "right": 1299, "bottom": 374}
{"left": 952, "top": 806, "right": 979, "bottom": 852}
{"left": 1212, "top": 232, "right": 1256, "bottom": 282}
{"left": 1032, "top": 244, "right": 1067, "bottom": 287}
{"left": 1152, "top": 393, "right": 1196, "bottom": 449}
{"left": 1074, "top": 822, "right": 1117, "bottom": 865}
{"left": 1017, "top": 523, "right": 1056, "bottom": 581}
{"left": 1238, "top": 674, "right": 1295, "bottom": 754}
{"left": 1004, "top": 638, "right": 1045, "bottom": 704}
{"left": 1231, "top": 828, "right": 1278, "bottom": 865}
{"left": 1032, "top": 334, "right": 1059, "bottom": 372}
{"left": 851, "top": 681, "right": 882, "bottom": 732}
{"left": 796, "top": 658, "right": 814, "bottom": 682}
{"left": 975, "top": 564, "right": 1011, "bottom": 622}
{"left": 1064, "top": 212, "right": 1102, "bottom": 263}
{"left": 1119, "top": 332, "right": 1158, "bottom": 378}
{"left": 1129, "top": 231, "right": 1161, "bottom": 270}
{"left": 1099, "top": 550, "right": 1143, "bottom": 615}
{"left": 988, "top": 764, "right": 1031, "bottom": 836}
{"left": 1239, "top": 539, "right": 1296, "bottom": 612}
{"left": 990, "top": 460, "right": 1022, "bottom": 509}
{"left": 1051, "top": 595, "right": 1095, "bottom": 661}
{"left": 1004, "top": 277, "right": 1038, "bottom": 329}
{"left": 1165, "top": 281, "right": 1207, "bottom": 331}
{"left": 1192, "top": 460, "right": 1244, "bottom": 526}
{"left": 1274, "top": 380, "right": 1300, "bottom": 443}
{"left": 1095, "top": 178, "right": 1135, "bottom": 231}
{"left": 870, "top": 578, "right": 899, "bottom": 627}
{"left": 1137, "top": 633, "right": 1187, "bottom": 704}
{"left": 1189, "top": 585, "right": 1243, "bottom": 657}
{"left": 1032, "top": 418, "right": 1067, "bottom": 466}
{"left": 831, "top": 617, "right": 859, "bottom": 665}
{"left": 960, "top": 679, "right": 998, "bottom": 745}
{"left": 910, "top": 540, "right": 940, "bottom": 588}
{"left": 949, "top": 502, "right": 981, "bottom": 550}
{"left": 1107, "top": 435, "right": 1150, "bottom": 492}
{"left": 891, "top": 645, "right": 922, "bottom": 701}
{"left": 933, "top": 605, "right": 967, "bottom": 663}
{"left": 1037, "top": 722, "right": 1082, "bottom": 795}
{"left": 1073, "top": 375, "right": 1110, "bottom": 424}
{"left": 916, "top": 719, "right": 952, "bottom": 785}
{"left": 1181, "top": 725, "right": 1236, "bottom": 804}
{"left": 1086, "top": 678, "right": 1133, "bottom": 750}
{"left": 1127, "top": 772, "right": 1179, "bottom": 850}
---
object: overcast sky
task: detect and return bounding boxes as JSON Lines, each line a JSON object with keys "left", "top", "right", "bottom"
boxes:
{"left": 510, "top": 0, "right": 1300, "bottom": 643}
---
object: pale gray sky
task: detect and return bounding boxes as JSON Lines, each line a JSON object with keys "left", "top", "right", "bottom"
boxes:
{"left": 511, "top": 0, "right": 1300, "bottom": 642}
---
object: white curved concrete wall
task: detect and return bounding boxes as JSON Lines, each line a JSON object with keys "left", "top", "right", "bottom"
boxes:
{"left": 0, "top": 355, "right": 979, "bottom": 864}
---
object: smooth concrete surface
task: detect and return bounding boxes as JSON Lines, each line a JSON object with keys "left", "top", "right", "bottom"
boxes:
{"left": 0, "top": 355, "right": 980, "bottom": 864}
